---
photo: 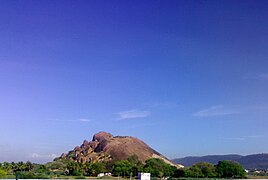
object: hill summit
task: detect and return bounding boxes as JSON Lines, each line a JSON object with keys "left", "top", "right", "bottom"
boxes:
{"left": 58, "top": 131, "right": 183, "bottom": 168}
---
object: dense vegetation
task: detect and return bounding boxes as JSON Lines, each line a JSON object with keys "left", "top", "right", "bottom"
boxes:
{"left": 0, "top": 158, "right": 246, "bottom": 179}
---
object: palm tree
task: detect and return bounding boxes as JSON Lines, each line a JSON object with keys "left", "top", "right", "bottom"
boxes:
{"left": 25, "top": 161, "right": 33, "bottom": 171}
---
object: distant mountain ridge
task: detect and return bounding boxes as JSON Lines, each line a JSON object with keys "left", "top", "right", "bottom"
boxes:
{"left": 173, "top": 153, "right": 268, "bottom": 169}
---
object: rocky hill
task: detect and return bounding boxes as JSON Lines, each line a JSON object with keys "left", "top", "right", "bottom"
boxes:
{"left": 173, "top": 153, "right": 268, "bottom": 169}
{"left": 58, "top": 131, "right": 183, "bottom": 168}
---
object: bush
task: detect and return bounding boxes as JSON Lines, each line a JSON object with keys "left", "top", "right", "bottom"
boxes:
{"left": 173, "top": 168, "right": 186, "bottom": 178}
{"left": 216, "top": 160, "right": 246, "bottom": 178}
{"left": 0, "top": 169, "right": 7, "bottom": 178}
{"left": 17, "top": 171, "right": 37, "bottom": 179}
{"left": 112, "top": 160, "right": 133, "bottom": 177}
{"left": 143, "top": 158, "right": 176, "bottom": 178}
{"left": 186, "top": 162, "right": 216, "bottom": 178}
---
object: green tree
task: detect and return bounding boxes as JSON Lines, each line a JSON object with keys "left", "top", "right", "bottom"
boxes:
{"left": 67, "top": 161, "right": 83, "bottom": 176}
{"left": 91, "top": 162, "right": 105, "bottom": 176}
{"left": 17, "top": 171, "right": 37, "bottom": 179}
{"left": 185, "top": 164, "right": 203, "bottom": 178}
{"left": 13, "top": 161, "right": 27, "bottom": 172}
{"left": 216, "top": 160, "right": 246, "bottom": 178}
{"left": 25, "top": 161, "right": 34, "bottom": 171}
{"left": 1, "top": 162, "right": 12, "bottom": 174}
{"left": 144, "top": 158, "right": 163, "bottom": 177}
{"left": 35, "top": 164, "right": 47, "bottom": 173}
{"left": 127, "top": 155, "right": 143, "bottom": 176}
{"left": 103, "top": 161, "right": 114, "bottom": 173}
{"left": 174, "top": 168, "right": 186, "bottom": 178}
{"left": 11, "top": 162, "right": 19, "bottom": 172}
{"left": 112, "top": 160, "right": 133, "bottom": 177}
{"left": 143, "top": 158, "right": 176, "bottom": 178}
{"left": 127, "top": 155, "right": 141, "bottom": 166}
{"left": 188, "top": 162, "right": 216, "bottom": 178}
{"left": 0, "top": 169, "right": 7, "bottom": 178}
{"left": 46, "top": 161, "right": 67, "bottom": 172}
{"left": 164, "top": 164, "right": 177, "bottom": 177}
{"left": 82, "top": 162, "right": 91, "bottom": 176}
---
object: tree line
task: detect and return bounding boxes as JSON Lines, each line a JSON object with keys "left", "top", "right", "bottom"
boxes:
{"left": 0, "top": 156, "right": 246, "bottom": 179}
{"left": 174, "top": 160, "right": 246, "bottom": 178}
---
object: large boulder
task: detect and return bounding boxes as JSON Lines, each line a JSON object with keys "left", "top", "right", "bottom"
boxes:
{"left": 59, "top": 131, "right": 182, "bottom": 168}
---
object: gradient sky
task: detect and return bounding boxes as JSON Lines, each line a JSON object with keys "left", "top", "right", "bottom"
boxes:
{"left": 0, "top": 0, "right": 268, "bottom": 163}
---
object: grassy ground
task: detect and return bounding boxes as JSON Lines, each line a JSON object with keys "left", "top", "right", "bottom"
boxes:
{"left": 247, "top": 175, "right": 268, "bottom": 179}
{"left": 2, "top": 175, "right": 268, "bottom": 179}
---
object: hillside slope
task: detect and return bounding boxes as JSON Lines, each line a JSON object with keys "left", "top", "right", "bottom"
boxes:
{"left": 173, "top": 153, "right": 268, "bottom": 169}
{"left": 58, "top": 131, "right": 183, "bottom": 168}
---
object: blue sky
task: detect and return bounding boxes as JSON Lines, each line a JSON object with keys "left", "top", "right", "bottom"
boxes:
{"left": 0, "top": 0, "right": 268, "bottom": 163}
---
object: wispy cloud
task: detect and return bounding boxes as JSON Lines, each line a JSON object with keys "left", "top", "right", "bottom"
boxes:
{"left": 29, "top": 153, "right": 58, "bottom": 159}
{"left": 220, "top": 137, "right": 245, "bottom": 141}
{"left": 117, "top": 110, "right": 151, "bottom": 120}
{"left": 46, "top": 118, "right": 91, "bottom": 123}
{"left": 258, "top": 73, "right": 268, "bottom": 80}
{"left": 78, "top": 118, "right": 91, "bottom": 122}
{"left": 193, "top": 105, "right": 238, "bottom": 117}
{"left": 145, "top": 102, "right": 178, "bottom": 108}
{"left": 244, "top": 135, "right": 263, "bottom": 139}
{"left": 219, "top": 135, "right": 263, "bottom": 141}
{"left": 245, "top": 73, "right": 268, "bottom": 80}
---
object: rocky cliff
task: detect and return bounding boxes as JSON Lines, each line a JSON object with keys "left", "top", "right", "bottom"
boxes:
{"left": 58, "top": 131, "right": 182, "bottom": 168}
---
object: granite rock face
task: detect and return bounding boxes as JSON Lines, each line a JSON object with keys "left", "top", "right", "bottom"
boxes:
{"left": 59, "top": 131, "right": 182, "bottom": 167}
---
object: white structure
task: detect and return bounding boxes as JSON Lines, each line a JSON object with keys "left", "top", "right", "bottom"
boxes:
{"left": 97, "top": 172, "right": 112, "bottom": 177}
{"left": 97, "top": 173, "right": 105, "bottom": 177}
{"left": 105, "top": 172, "right": 112, "bottom": 176}
{"left": 138, "top": 172, "right": 150, "bottom": 180}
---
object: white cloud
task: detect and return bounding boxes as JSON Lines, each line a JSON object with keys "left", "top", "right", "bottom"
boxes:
{"left": 78, "top": 118, "right": 91, "bottom": 122}
{"left": 29, "top": 153, "right": 58, "bottom": 160}
{"left": 219, "top": 135, "right": 263, "bottom": 141}
{"left": 48, "top": 153, "right": 58, "bottom": 159}
{"left": 193, "top": 105, "right": 238, "bottom": 117}
{"left": 30, "top": 153, "right": 41, "bottom": 158}
{"left": 244, "top": 135, "right": 263, "bottom": 139}
{"left": 145, "top": 102, "right": 178, "bottom": 108}
{"left": 46, "top": 118, "right": 91, "bottom": 123}
{"left": 46, "top": 118, "right": 60, "bottom": 122}
{"left": 117, "top": 110, "right": 151, "bottom": 120}
{"left": 220, "top": 137, "right": 245, "bottom": 141}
